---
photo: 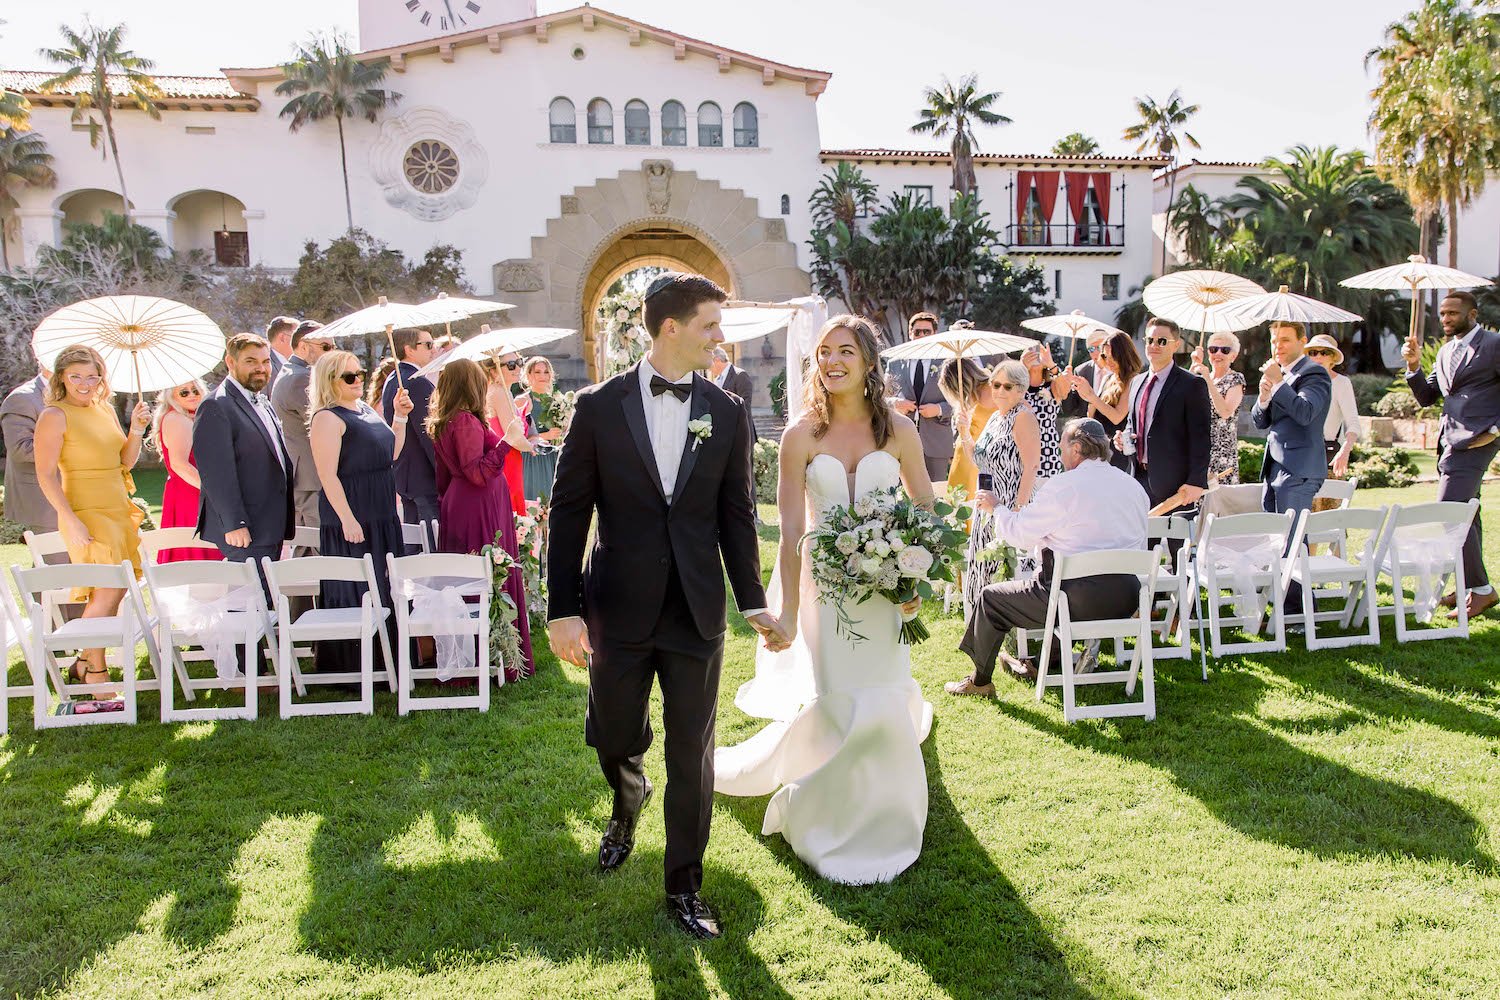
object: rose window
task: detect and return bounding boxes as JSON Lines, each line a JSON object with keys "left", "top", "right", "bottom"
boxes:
{"left": 403, "top": 140, "right": 460, "bottom": 194}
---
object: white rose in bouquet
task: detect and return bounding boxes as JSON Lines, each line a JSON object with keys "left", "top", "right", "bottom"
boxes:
{"left": 896, "top": 545, "right": 934, "bottom": 578}
{"left": 853, "top": 496, "right": 875, "bottom": 518}
{"left": 835, "top": 532, "right": 859, "bottom": 555}
{"left": 615, "top": 308, "right": 629, "bottom": 323}
{"left": 873, "top": 540, "right": 890, "bottom": 557}
{"left": 859, "top": 556, "right": 883, "bottom": 577}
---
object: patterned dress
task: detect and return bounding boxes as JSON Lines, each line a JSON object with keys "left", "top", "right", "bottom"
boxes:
{"left": 1209, "top": 370, "right": 1245, "bottom": 485}
{"left": 965, "top": 401, "right": 1059, "bottom": 611}
{"left": 1027, "top": 385, "right": 1065, "bottom": 481}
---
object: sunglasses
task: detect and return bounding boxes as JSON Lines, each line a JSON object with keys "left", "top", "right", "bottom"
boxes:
{"left": 1087, "top": 345, "right": 1103, "bottom": 354}
{"left": 500, "top": 359, "right": 523, "bottom": 371}
{"left": 1306, "top": 349, "right": 1335, "bottom": 358}
{"left": 1207, "top": 345, "right": 1234, "bottom": 355}
{"left": 992, "top": 381, "right": 1019, "bottom": 391}
{"left": 66, "top": 373, "right": 103, "bottom": 387}
{"left": 176, "top": 386, "right": 202, "bottom": 398}
{"left": 1145, "top": 337, "right": 1174, "bottom": 348}
{"left": 339, "top": 370, "right": 367, "bottom": 385}
{"left": 306, "top": 340, "right": 334, "bottom": 353}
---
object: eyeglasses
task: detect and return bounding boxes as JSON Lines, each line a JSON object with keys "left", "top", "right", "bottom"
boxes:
{"left": 416, "top": 339, "right": 435, "bottom": 349}
{"left": 306, "top": 341, "right": 334, "bottom": 353}
{"left": 1145, "top": 337, "right": 1174, "bottom": 348}
{"left": 176, "top": 386, "right": 202, "bottom": 398}
{"left": 1086, "top": 345, "right": 1103, "bottom": 354}
{"left": 500, "top": 359, "right": 523, "bottom": 371}
{"left": 1207, "top": 345, "right": 1234, "bottom": 355}
{"left": 66, "top": 374, "right": 103, "bottom": 387}
{"left": 339, "top": 370, "right": 367, "bottom": 385}
{"left": 992, "top": 382, "right": 1019, "bottom": 391}
{"left": 1306, "top": 349, "right": 1335, "bottom": 358}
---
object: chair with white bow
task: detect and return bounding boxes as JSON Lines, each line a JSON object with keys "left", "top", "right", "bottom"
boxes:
{"left": 1032, "top": 548, "right": 1161, "bottom": 723}
{"left": 1282, "top": 507, "right": 1386, "bottom": 650}
{"left": 1357, "top": 500, "right": 1480, "bottom": 643}
{"left": 144, "top": 558, "right": 286, "bottom": 721}
{"left": 261, "top": 554, "right": 396, "bottom": 718}
{"left": 11, "top": 561, "right": 143, "bottom": 728}
{"left": 1195, "top": 511, "right": 1298, "bottom": 657}
{"left": 386, "top": 552, "right": 493, "bottom": 715}
{"left": 1145, "top": 515, "right": 1200, "bottom": 673}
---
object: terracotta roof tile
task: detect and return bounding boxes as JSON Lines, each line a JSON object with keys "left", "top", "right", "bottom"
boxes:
{"left": 1, "top": 70, "right": 249, "bottom": 100}
{"left": 820, "top": 147, "right": 1170, "bottom": 166}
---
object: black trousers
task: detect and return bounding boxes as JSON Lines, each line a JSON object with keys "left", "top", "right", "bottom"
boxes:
{"left": 1437, "top": 439, "right": 1499, "bottom": 590}
{"left": 960, "top": 551, "right": 1141, "bottom": 686}
{"left": 586, "top": 562, "right": 721, "bottom": 895}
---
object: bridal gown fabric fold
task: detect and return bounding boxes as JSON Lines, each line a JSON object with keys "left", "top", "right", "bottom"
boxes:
{"left": 716, "top": 450, "right": 932, "bottom": 885}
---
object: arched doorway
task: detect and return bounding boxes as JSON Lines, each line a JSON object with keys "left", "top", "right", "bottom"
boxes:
{"left": 168, "top": 190, "right": 249, "bottom": 265}
{"left": 583, "top": 226, "right": 733, "bottom": 379}
{"left": 57, "top": 189, "right": 132, "bottom": 229}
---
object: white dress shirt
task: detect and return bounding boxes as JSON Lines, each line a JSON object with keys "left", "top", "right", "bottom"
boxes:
{"left": 638, "top": 356, "right": 694, "bottom": 503}
{"left": 228, "top": 375, "right": 288, "bottom": 470}
{"left": 989, "top": 459, "right": 1148, "bottom": 558}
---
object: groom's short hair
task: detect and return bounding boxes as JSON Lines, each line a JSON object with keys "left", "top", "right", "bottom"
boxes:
{"left": 643, "top": 271, "right": 728, "bottom": 337}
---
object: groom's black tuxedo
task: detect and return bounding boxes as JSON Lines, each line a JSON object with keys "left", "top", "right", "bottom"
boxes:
{"left": 547, "top": 362, "right": 765, "bottom": 894}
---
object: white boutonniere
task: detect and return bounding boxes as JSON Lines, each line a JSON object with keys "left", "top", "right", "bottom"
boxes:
{"left": 688, "top": 414, "right": 713, "bottom": 451}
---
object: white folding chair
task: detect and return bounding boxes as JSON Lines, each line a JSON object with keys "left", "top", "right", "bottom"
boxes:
{"left": 1145, "top": 515, "right": 1201, "bottom": 674}
{"left": 11, "top": 561, "right": 141, "bottom": 728}
{"left": 22, "top": 529, "right": 82, "bottom": 627}
{"left": 1358, "top": 500, "right": 1480, "bottom": 643}
{"left": 400, "top": 522, "right": 431, "bottom": 555}
{"left": 262, "top": 555, "right": 396, "bottom": 718}
{"left": 1195, "top": 511, "right": 1297, "bottom": 657}
{"left": 0, "top": 582, "right": 38, "bottom": 736}
{"left": 139, "top": 527, "right": 222, "bottom": 565}
{"left": 1283, "top": 507, "right": 1386, "bottom": 650}
{"left": 1306, "top": 477, "right": 1361, "bottom": 600}
{"left": 386, "top": 552, "right": 493, "bottom": 715}
{"left": 1032, "top": 549, "right": 1161, "bottom": 723}
{"left": 144, "top": 559, "right": 285, "bottom": 722}
{"left": 288, "top": 525, "right": 322, "bottom": 554}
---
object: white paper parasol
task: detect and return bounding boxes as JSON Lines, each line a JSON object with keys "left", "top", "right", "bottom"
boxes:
{"left": 413, "top": 325, "right": 574, "bottom": 379}
{"left": 1020, "top": 310, "right": 1124, "bottom": 367}
{"left": 418, "top": 291, "right": 515, "bottom": 339}
{"left": 881, "top": 327, "right": 1035, "bottom": 422}
{"left": 32, "top": 295, "right": 226, "bottom": 398}
{"left": 319, "top": 295, "right": 472, "bottom": 388}
{"left": 1208, "top": 285, "right": 1362, "bottom": 326}
{"left": 1340, "top": 254, "right": 1493, "bottom": 344}
{"left": 1142, "top": 269, "right": 1263, "bottom": 340}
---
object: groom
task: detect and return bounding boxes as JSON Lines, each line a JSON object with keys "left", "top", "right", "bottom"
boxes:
{"left": 547, "top": 271, "right": 788, "bottom": 939}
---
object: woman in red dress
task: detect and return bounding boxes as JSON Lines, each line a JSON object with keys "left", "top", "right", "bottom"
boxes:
{"left": 481, "top": 352, "right": 532, "bottom": 516}
{"left": 152, "top": 378, "right": 221, "bottom": 563}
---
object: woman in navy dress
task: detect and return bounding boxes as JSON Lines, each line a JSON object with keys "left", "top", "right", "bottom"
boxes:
{"left": 309, "top": 350, "right": 413, "bottom": 669}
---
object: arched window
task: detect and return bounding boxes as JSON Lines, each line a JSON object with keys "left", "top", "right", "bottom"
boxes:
{"left": 624, "top": 99, "right": 650, "bottom": 145}
{"left": 697, "top": 102, "right": 722, "bottom": 147}
{"left": 661, "top": 100, "right": 687, "bottom": 146}
{"left": 780, "top": 194, "right": 790, "bottom": 215}
{"left": 548, "top": 97, "right": 576, "bottom": 143}
{"left": 733, "top": 102, "right": 758, "bottom": 147}
{"left": 587, "top": 98, "right": 613, "bottom": 144}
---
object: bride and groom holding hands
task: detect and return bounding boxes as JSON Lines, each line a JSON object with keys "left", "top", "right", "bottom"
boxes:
{"left": 547, "top": 272, "right": 934, "bottom": 940}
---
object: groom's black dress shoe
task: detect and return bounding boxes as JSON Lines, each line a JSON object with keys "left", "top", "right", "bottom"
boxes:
{"left": 598, "top": 778, "right": 653, "bottom": 873}
{"left": 666, "top": 892, "right": 721, "bottom": 940}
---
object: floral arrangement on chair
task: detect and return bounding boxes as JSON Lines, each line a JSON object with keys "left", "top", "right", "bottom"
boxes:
{"left": 478, "top": 532, "right": 527, "bottom": 681}
{"left": 514, "top": 508, "right": 548, "bottom": 627}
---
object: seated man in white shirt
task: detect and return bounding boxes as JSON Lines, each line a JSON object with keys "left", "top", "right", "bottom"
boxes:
{"left": 949, "top": 418, "right": 1150, "bottom": 694}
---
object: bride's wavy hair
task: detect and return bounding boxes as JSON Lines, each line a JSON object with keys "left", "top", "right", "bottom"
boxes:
{"left": 802, "top": 314, "right": 895, "bottom": 449}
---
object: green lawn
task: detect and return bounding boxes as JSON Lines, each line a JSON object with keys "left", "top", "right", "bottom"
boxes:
{"left": 0, "top": 479, "right": 1497, "bottom": 998}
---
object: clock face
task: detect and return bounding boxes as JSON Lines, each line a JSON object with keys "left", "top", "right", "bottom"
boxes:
{"left": 402, "top": 0, "right": 484, "bottom": 33}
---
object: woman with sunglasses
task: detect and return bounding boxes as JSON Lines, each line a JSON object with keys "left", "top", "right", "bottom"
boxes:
{"left": 1188, "top": 332, "right": 1246, "bottom": 484}
{"left": 521, "top": 356, "right": 562, "bottom": 501}
{"left": 309, "top": 350, "right": 413, "bottom": 668}
{"left": 1067, "top": 331, "right": 1142, "bottom": 473}
{"left": 32, "top": 344, "right": 152, "bottom": 697}
{"left": 481, "top": 353, "right": 533, "bottom": 515}
{"left": 1304, "top": 334, "right": 1360, "bottom": 482}
{"left": 151, "top": 377, "right": 221, "bottom": 562}
{"left": 937, "top": 357, "right": 995, "bottom": 515}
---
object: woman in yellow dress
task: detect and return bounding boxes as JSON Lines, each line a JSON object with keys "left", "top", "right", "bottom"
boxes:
{"left": 33, "top": 344, "right": 151, "bottom": 695}
{"left": 939, "top": 357, "right": 996, "bottom": 506}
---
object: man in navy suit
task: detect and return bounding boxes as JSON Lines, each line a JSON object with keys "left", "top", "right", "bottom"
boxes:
{"left": 1251, "top": 320, "right": 1332, "bottom": 615}
{"left": 193, "top": 333, "right": 295, "bottom": 568}
{"left": 380, "top": 328, "right": 439, "bottom": 539}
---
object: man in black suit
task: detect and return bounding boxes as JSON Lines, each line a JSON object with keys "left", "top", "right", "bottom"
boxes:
{"left": 889, "top": 312, "right": 953, "bottom": 481}
{"left": 1405, "top": 290, "right": 1500, "bottom": 618}
{"left": 709, "top": 347, "right": 757, "bottom": 441}
{"left": 547, "top": 272, "right": 786, "bottom": 940}
{"left": 1119, "top": 317, "right": 1212, "bottom": 514}
{"left": 265, "top": 315, "right": 297, "bottom": 386}
{"left": 193, "top": 333, "right": 295, "bottom": 569}
{"left": 380, "top": 328, "right": 439, "bottom": 541}
{"left": 1060, "top": 326, "right": 1112, "bottom": 422}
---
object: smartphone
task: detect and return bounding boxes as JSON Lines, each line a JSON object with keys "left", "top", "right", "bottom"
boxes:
{"left": 977, "top": 473, "right": 994, "bottom": 492}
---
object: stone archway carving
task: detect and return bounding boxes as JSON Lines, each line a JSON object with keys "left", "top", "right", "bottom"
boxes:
{"left": 497, "top": 161, "right": 810, "bottom": 384}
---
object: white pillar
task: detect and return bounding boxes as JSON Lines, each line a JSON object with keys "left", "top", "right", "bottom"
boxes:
{"left": 241, "top": 209, "right": 268, "bottom": 267}
{"left": 131, "top": 209, "right": 177, "bottom": 254}
{"left": 13, "top": 208, "right": 63, "bottom": 267}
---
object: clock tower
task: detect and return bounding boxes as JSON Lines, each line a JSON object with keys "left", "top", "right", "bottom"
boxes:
{"left": 357, "top": 0, "right": 538, "bottom": 51}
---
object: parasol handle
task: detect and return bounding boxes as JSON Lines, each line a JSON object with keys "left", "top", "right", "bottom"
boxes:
{"left": 130, "top": 349, "right": 143, "bottom": 411}
{"left": 386, "top": 324, "right": 406, "bottom": 390}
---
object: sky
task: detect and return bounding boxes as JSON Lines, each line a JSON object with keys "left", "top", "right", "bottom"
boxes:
{"left": 0, "top": 0, "right": 1418, "bottom": 163}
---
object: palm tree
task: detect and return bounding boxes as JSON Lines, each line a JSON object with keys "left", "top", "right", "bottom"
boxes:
{"left": 810, "top": 160, "right": 879, "bottom": 232}
{"left": 0, "top": 127, "right": 56, "bottom": 269}
{"left": 1166, "top": 185, "right": 1226, "bottom": 265}
{"left": 909, "top": 74, "right": 1011, "bottom": 196}
{"left": 1367, "top": 0, "right": 1500, "bottom": 270}
{"left": 38, "top": 21, "right": 162, "bottom": 220}
{"left": 277, "top": 35, "right": 401, "bottom": 231}
{"left": 1123, "top": 88, "right": 1202, "bottom": 272}
{"left": 0, "top": 90, "right": 31, "bottom": 133}
{"left": 1050, "top": 132, "right": 1101, "bottom": 157}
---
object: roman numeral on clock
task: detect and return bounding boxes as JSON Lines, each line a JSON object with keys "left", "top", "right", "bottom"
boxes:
{"left": 466, "top": 1, "right": 481, "bottom": 11}
{"left": 406, "top": 0, "right": 420, "bottom": 9}
{"left": 440, "top": 16, "right": 450, "bottom": 29}
{"left": 419, "top": 11, "right": 431, "bottom": 24}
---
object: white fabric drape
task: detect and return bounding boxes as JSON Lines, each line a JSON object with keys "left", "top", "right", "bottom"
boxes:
{"left": 782, "top": 296, "right": 827, "bottom": 424}
{"left": 1206, "top": 533, "right": 1283, "bottom": 620}
{"left": 1394, "top": 523, "right": 1470, "bottom": 623}
{"left": 157, "top": 584, "right": 260, "bottom": 680}
{"left": 398, "top": 576, "right": 488, "bottom": 681}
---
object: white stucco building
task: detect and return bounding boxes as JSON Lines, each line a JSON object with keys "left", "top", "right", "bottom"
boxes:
{"left": 4, "top": 1, "right": 1166, "bottom": 397}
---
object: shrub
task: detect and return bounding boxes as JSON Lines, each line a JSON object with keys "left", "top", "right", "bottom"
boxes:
{"left": 769, "top": 367, "right": 788, "bottom": 421}
{"left": 1349, "top": 446, "right": 1417, "bottom": 488}
{"left": 1374, "top": 391, "right": 1419, "bottom": 419}
{"left": 1237, "top": 439, "right": 1265, "bottom": 483}
{"left": 1350, "top": 373, "right": 1390, "bottom": 415}
{"left": 752, "top": 438, "right": 779, "bottom": 504}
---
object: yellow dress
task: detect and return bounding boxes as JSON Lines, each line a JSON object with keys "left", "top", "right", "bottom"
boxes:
{"left": 58, "top": 401, "right": 144, "bottom": 587}
{"left": 946, "top": 404, "right": 996, "bottom": 503}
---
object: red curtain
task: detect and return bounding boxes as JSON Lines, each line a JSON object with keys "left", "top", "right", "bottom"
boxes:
{"left": 1033, "top": 171, "right": 1060, "bottom": 245}
{"left": 1064, "top": 172, "right": 1090, "bottom": 245}
{"left": 1015, "top": 171, "right": 1035, "bottom": 242}
{"left": 1091, "top": 172, "right": 1113, "bottom": 246}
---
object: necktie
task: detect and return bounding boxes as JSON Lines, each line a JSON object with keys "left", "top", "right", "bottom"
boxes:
{"left": 913, "top": 361, "right": 926, "bottom": 406}
{"left": 650, "top": 374, "right": 692, "bottom": 401}
{"left": 1135, "top": 374, "right": 1155, "bottom": 463}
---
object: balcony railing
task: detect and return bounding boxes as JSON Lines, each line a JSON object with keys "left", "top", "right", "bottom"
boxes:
{"left": 1004, "top": 223, "right": 1124, "bottom": 249}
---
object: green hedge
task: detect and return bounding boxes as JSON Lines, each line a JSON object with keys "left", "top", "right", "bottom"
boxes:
{"left": 753, "top": 439, "right": 779, "bottom": 504}
{"left": 1236, "top": 439, "right": 1417, "bottom": 488}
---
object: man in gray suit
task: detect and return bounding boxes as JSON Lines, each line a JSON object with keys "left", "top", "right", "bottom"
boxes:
{"left": 1405, "top": 290, "right": 1500, "bottom": 618}
{"left": 1, "top": 362, "right": 57, "bottom": 533}
{"left": 888, "top": 311, "right": 953, "bottom": 481}
{"left": 269, "top": 320, "right": 333, "bottom": 538}
{"left": 709, "top": 348, "right": 757, "bottom": 442}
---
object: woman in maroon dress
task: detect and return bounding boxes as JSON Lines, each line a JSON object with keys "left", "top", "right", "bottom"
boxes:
{"left": 152, "top": 378, "right": 221, "bottom": 562}
{"left": 429, "top": 358, "right": 534, "bottom": 677}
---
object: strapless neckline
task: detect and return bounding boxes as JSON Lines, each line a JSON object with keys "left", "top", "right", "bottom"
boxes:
{"left": 808, "top": 450, "right": 900, "bottom": 505}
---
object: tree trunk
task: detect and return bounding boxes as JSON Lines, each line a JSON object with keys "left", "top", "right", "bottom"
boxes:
{"left": 1446, "top": 190, "right": 1459, "bottom": 269}
{"left": 337, "top": 116, "right": 353, "bottom": 231}
{"left": 103, "top": 103, "right": 131, "bottom": 221}
{"left": 1161, "top": 160, "right": 1177, "bottom": 276}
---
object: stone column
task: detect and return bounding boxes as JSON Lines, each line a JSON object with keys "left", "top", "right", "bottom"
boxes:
{"left": 241, "top": 209, "right": 268, "bottom": 266}
{"left": 12, "top": 208, "right": 63, "bottom": 267}
{"left": 130, "top": 209, "right": 177, "bottom": 254}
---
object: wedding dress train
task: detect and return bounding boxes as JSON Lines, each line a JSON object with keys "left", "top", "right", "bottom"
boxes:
{"left": 715, "top": 450, "right": 932, "bottom": 885}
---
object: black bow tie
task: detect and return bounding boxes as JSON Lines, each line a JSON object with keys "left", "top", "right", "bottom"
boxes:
{"left": 650, "top": 374, "right": 692, "bottom": 402}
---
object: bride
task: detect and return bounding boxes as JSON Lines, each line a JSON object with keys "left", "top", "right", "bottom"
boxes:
{"left": 715, "top": 313, "right": 935, "bottom": 884}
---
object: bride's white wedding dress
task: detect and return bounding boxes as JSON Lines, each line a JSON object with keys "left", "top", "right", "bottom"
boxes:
{"left": 715, "top": 450, "right": 932, "bottom": 885}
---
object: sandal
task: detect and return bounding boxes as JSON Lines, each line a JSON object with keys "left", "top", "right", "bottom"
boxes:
{"left": 82, "top": 664, "right": 114, "bottom": 701}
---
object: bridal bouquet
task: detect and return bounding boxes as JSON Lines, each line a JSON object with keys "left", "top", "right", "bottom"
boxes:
{"left": 804, "top": 486, "right": 971, "bottom": 644}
